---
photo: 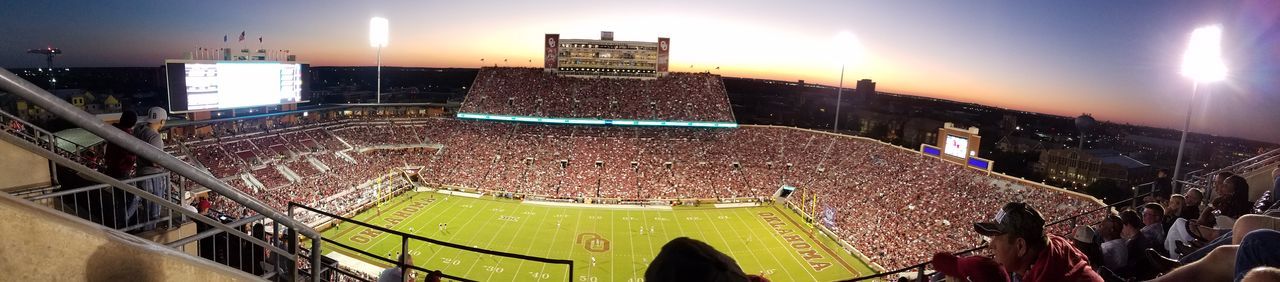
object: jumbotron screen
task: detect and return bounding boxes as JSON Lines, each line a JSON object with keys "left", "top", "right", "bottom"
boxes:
{"left": 166, "top": 61, "right": 310, "bottom": 113}
{"left": 944, "top": 134, "right": 969, "bottom": 159}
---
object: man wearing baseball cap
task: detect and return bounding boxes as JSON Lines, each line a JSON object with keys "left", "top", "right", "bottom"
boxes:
{"left": 974, "top": 202, "right": 1103, "bottom": 281}
{"left": 126, "top": 106, "right": 170, "bottom": 231}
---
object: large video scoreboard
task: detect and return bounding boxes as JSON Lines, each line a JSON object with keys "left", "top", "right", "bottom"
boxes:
{"left": 165, "top": 60, "right": 311, "bottom": 113}
{"left": 921, "top": 122, "right": 993, "bottom": 171}
{"left": 544, "top": 31, "right": 669, "bottom": 78}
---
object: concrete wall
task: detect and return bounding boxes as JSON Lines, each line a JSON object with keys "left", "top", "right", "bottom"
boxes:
{"left": 0, "top": 192, "right": 261, "bottom": 281}
{"left": 0, "top": 138, "right": 51, "bottom": 192}
{"left": 1243, "top": 167, "right": 1277, "bottom": 202}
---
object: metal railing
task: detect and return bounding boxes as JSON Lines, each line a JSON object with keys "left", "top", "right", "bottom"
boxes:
{"left": 1183, "top": 146, "right": 1280, "bottom": 193}
{"left": 0, "top": 67, "right": 326, "bottom": 281}
{"left": 290, "top": 201, "right": 576, "bottom": 282}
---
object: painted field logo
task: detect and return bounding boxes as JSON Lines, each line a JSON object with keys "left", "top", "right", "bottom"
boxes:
{"left": 575, "top": 233, "right": 610, "bottom": 253}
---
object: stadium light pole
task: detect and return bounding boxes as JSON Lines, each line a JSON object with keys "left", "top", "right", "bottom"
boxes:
{"left": 370, "top": 17, "right": 389, "bottom": 104}
{"left": 832, "top": 32, "right": 863, "bottom": 133}
{"left": 1173, "top": 25, "right": 1227, "bottom": 193}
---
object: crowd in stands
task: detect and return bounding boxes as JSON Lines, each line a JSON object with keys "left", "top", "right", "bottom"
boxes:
{"left": 185, "top": 118, "right": 1109, "bottom": 273}
{"left": 460, "top": 67, "right": 734, "bottom": 122}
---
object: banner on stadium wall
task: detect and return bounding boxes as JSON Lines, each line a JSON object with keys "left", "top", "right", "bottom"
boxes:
{"left": 544, "top": 34, "right": 559, "bottom": 69}
{"left": 656, "top": 37, "right": 670, "bottom": 72}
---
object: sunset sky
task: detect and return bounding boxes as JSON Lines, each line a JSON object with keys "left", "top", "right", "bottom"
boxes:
{"left": 1, "top": 0, "right": 1278, "bottom": 142}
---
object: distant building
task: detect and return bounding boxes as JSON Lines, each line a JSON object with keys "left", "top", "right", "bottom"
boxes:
{"left": 1040, "top": 148, "right": 1155, "bottom": 189}
{"left": 855, "top": 79, "right": 875, "bottom": 97}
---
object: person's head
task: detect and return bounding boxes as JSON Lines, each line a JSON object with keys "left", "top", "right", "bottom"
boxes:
{"left": 1214, "top": 171, "right": 1235, "bottom": 186}
{"left": 646, "top": 237, "right": 749, "bottom": 282}
{"left": 1157, "top": 168, "right": 1169, "bottom": 178}
{"left": 1167, "top": 194, "right": 1185, "bottom": 214}
{"left": 1099, "top": 214, "right": 1122, "bottom": 240}
{"left": 1242, "top": 266, "right": 1280, "bottom": 282}
{"left": 425, "top": 270, "right": 442, "bottom": 282}
{"left": 196, "top": 198, "right": 211, "bottom": 214}
{"left": 973, "top": 202, "right": 1046, "bottom": 275}
{"left": 1220, "top": 175, "right": 1248, "bottom": 198}
{"left": 397, "top": 253, "right": 413, "bottom": 266}
{"left": 116, "top": 109, "right": 137, "bottom": 130}
{"left": 1119, "top": 210, "right": 1143, "bottom": 237}
{"left": 145, "top": 107, "right": 168, "bottom": 129}
{"left": 1141, "top": 203, "right": 1164, "bottom": 226}
{"left": 1186, "top": 188, "right": 1204, "bottom": 206}
{"left": 1072, "top": 225, "right": 1096, "bottom": 246}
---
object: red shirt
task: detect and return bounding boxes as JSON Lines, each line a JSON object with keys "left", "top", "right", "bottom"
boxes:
{"left": 1023, "top": 234, "right": 1104, "bottom": 282}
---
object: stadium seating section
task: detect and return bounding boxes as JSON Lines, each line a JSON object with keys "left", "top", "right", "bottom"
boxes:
{"left": 459, "top": 67, "right": 735, "bottom": 122}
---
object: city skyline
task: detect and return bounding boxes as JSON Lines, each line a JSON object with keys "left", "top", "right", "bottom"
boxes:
{"left": 1, "top": 0, "right": 1278, "bottom": 142}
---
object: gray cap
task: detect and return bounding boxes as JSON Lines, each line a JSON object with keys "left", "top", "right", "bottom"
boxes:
{"left": 146, "top": 107, "right": 168, "bottom": 123}
{"left": 974, "top": 202, "right": 1045, "bottom": 238}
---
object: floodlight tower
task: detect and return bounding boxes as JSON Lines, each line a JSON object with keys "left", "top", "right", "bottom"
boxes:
{"left": 832, "top": 32, "right": 864, "bottom": 133}
{"left": 1172, "top": 25, "right": 1227, "bottom": 192}
{"left": 370, "top": 17, "right": 389, "bottom": 104}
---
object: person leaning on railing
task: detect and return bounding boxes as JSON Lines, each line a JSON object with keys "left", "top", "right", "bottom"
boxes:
{"left": 102, "top": 109, "right": 138, "bottom": 228}
{"left": 125, "top": 107, "right": 171, "bottom": 231}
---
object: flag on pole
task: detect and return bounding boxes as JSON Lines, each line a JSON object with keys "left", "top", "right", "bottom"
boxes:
{"left": 239, "top": 31, "right": 245, "bottom": 42}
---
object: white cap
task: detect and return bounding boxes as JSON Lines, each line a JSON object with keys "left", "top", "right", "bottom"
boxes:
{"left": 146, "top": 107, "right": 168, "bottom": 123}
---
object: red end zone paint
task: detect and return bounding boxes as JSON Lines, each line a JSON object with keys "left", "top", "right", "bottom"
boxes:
{"left": 349, "top": 199, "right": 431, "bottom": 244}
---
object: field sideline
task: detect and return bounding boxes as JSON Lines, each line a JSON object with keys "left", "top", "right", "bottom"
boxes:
{"left": 320, "top": 191, "right": 876, "bottom": 281}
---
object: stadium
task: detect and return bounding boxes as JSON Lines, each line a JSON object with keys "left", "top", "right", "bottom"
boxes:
{"left": 2, "top": 15, "right": 1280, "bottom": 282}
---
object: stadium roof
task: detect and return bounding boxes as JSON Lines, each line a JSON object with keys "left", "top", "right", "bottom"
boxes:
{"left": 53, "top": 128, "right": 103, "bottom": 153}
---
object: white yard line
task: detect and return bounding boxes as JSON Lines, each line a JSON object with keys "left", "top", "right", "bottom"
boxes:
{"left": 420, "top": 198, "right": 497, "bottom": 275}
{"left": 728, "top": 207, "right": 802, "bottom": 281}
{"left": 481, "top": 203, "right": 536, "bottom": 281}
{"left": 509, "top": 204, "right": 554, "bottom": 281}
{"left": 536, "top": 208, "right": 584, "bottom": 281}
{"left": 701, "top": 209, "right": 768, "bottom": 278}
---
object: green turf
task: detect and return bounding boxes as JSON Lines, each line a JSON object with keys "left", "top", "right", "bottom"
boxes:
{"left": 321, "top": 191, "right": 876, "bottom": 281}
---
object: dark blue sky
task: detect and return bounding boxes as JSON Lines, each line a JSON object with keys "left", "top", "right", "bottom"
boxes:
{"left": 1, "top": 0, "right": 1278, "bottom": 142}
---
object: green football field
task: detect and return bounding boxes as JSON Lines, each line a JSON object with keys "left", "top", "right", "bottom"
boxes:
{"left": 320, "top": 191, "right": 876, "bottom": 281}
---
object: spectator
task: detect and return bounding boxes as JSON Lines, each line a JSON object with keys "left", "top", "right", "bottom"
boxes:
{"left": 1118, "top": 209, "right": 1159, "bottom": 280}
{"left": 424, "top": 270, "right": 442, "bottom": 282}
{"left": 102, "top": 109, "right": 138, "bottom": 228}
{"left": 1242, "top": 266, "right": 1280, "bottom": 282}
{"left": 1165, "top": 175, "right": 1252, "bottom": 258}
{"left": 1165, "top": 195, "right": 1185, "bottom": 226}
{"left": 973, "top": 202, "right": 1102, "bottom": 282}
{"left": 1142, "top": 203, "right": 1167, "bottom": 246}
{"left": 1181, "top": 188, "right": 1204, "bottom": 220}
{"left": 1272, "top": 165, "right": 1279, "bottom": 204}
{"left": 127, "top": 107, "right": 170, "bottom": 231}
{"left": 378, "top": 253, "right": 413, "bottom": 282}
{"left": 1071, "top": 225, "right": 1104, "bottom": 268}
{"left": 646, "top": 237, "right": 755, "bottom": 282}
{"left": 1098, "top": 214, "right": 1127, "bottom": 272}
{"left": 1148, "top": 169, "right": 1172, "bottom": 203}
{"left": 103, "top": 109, "right": 139, "bottom": 179}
